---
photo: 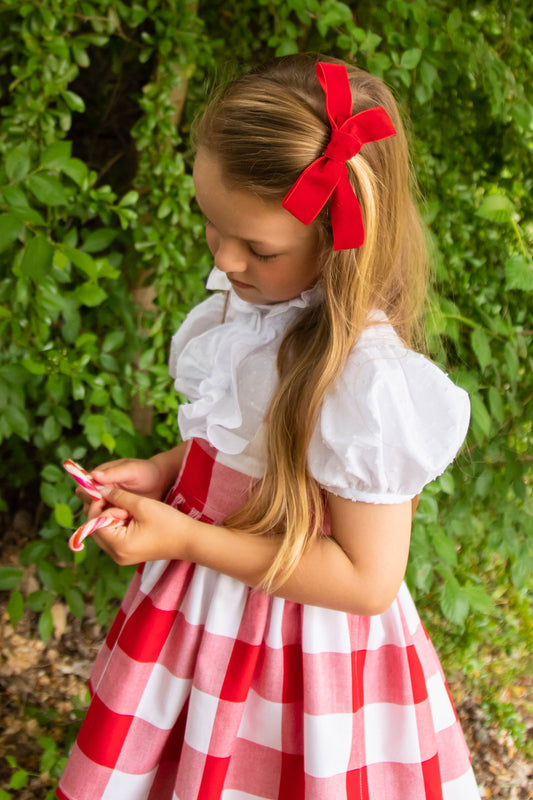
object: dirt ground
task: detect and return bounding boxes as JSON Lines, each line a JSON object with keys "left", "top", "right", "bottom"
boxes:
{"left": 1, "top": 527, "right": 531, "bottom": 799}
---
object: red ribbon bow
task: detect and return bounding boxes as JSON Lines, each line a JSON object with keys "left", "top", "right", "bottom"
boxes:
{"left": 282, "top": 62, "right": 397, "bottom": 250}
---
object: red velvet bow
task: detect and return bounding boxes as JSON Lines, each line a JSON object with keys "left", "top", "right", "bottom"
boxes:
{"left": 282, "top": 62, "right": 397, "bottom": 250}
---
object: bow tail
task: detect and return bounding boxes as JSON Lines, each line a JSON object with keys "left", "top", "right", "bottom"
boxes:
{"left": 330, "top": 176, "right": 365, "bottom": 250}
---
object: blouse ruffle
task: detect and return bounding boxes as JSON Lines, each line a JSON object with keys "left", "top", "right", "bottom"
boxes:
{"left": 307, "top": 324, "right": 470, "bottom": 503}
{"left": 169, "top": 268, "right": 470, "bottom": 503}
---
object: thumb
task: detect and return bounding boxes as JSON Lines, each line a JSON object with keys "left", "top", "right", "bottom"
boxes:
{"left": 100, "top": 485, "right": 143, "bottom": 515}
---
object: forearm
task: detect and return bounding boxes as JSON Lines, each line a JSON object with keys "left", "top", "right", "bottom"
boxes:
{"left": 184, "top": 517, "right": 398, "bottom": 615}
{"left": 149, "top": 442, "right": 188, "bottom": 495}
{"left": 97, "top": 485, "right": 411, "bottom": 614}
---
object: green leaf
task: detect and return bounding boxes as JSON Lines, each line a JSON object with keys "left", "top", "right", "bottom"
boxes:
{"left": 0, "top": 213, "right": 23, "bottom": 253}
{"left": 437, "top": 472, "right": 455, "bottom": 496}
{"left": 470, "top": 327, "right": 492, "bottom": 371}
{"left": 9, "top": 769, "right": 29, "bottom": 790}
{"left": 474, "top": 469, "right": 493, "bottom": 497}
{"left": 102, "top": 330, "right": 126, "bottom": 352}
{"left": 440, "top": 579, "right": 469, "bottom": 626}
{"left": 20, "top": 235, "right": 54, "bottom": 281}
{"left": 84, "top": 414, "right": 109, "bottom": 447}
{"left": 65, "top": 587, "right": 85, "bottom": 620}
{"left": 42, "top": 464, "right": 63, "bottom": 482}
{"left": 74, "top": 283, "right": 108, "bottom": 307}
{"left": 25, "top": 589, "right": 54, "bottom": 613}
{"left": 62, "top": 245, "right": 97, "bottom": 278}
{"left": 476, "top": 194, "right": 515, "bottom": 224}
{"left": 38, "top": 608, "right": 54, "bottom": 642}
{"left": 38, "top": 561, "right": 58, "bottom": 591}
{"left": 462, "top": 584, "right": 496, "bottom": 614}
{"left": 119, "top": 190, "right": 139, "bottom": 207}
{"left": 275, "top": 39, "right": 299, "bottom": 57}
{"left": 420, "top": 60, "right": 438, "bottom": 89}
{"left": 83, "top": 228, "right": 117, "bottom": 253}
{"left": 470, "top": 393, "right": 492, "bottom": 440}
{"left": 40, "top": 140, "right": 72, "bottom": 169}
{"left": 447, "top": 8, "right": 462, "bottom": 33}
{"left": 487, "top": 386, "right": 505, "bottom": 424}
{"left": 54, "top": 503, "right": 73, "bottom": 528}
{"left": 504, "top": 341, "right": 520, "bottom": 382}
{"left": 62, "top": 158, "right": 89, "bottom": 187}
{"left": 39, "top": 736, "right": 59, "bottom": 772}
{"left": 7, "top": 589, "right": 24, "bottom": 626}
{"left": 400, "top": 48, "right": 422, "bottom": 70}
{"left": 3, "top": 405, "right": 31, "bottom": 439}
{"left": 61, "top": 90, "right": 86, "bottom": 112}
{"left": 431, "top": 528, "right": 458, "bottom": 566}
{"left": 505, "top": 254, "right": 533, "bottom": 291}
{"left": 42, "top": 416, "right": 62, "bottom": 443}
{"left": 5, "top": 143, "right": 32, "bottom": 182}
{"left": 22, "top": 358, "right": 47, "bottom": 375}
{"left": 0, "top": 566, "right": 23, "bottom": 591}
{"left": 27, "top": 174, "right": 69, "bottom": 206}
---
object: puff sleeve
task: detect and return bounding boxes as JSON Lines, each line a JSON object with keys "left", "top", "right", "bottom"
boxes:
{"left": 308, "top": 329, "right": 470, "bottom": 504}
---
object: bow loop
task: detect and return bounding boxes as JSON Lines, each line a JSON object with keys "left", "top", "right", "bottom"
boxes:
{"left": 282, "top": 62, "right": 397, "bottom": 250}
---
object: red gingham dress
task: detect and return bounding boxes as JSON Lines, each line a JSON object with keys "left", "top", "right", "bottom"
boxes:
{"left": 57, "top": 437, "right": 478, "bottom": 800}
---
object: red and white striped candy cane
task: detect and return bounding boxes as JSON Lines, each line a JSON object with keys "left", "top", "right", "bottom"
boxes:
{"left": 63, "top": 459, "right": 104, "bottom": 501}
{"left": 63, "top": 459, "right": 127, "bottom": 552}
{"left": 68, "top": 514, "right": 123, "bottom": 552}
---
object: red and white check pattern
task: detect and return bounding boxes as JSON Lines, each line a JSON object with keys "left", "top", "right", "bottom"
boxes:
{"left": 57, "top": 439, "right": 479, "bottom": 800}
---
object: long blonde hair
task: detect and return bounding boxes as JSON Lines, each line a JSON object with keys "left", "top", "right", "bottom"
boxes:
{"left": 194, "top": 54, "right": 428, "bottom": 591}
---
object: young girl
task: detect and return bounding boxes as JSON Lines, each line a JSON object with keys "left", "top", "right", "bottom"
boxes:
{"left": 57, "top": 54, "right": 479, "bottom": 800}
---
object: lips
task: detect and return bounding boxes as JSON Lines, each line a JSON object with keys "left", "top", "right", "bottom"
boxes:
{"left": 229, "top": 278, "right": 254, "bottom": 289}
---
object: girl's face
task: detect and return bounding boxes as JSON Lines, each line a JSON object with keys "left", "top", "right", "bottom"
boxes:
{"left": 193, "top": 149, "right": 322, "bottom": 305}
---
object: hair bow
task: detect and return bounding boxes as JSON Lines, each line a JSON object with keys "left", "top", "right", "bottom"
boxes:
{"left": 282, "top": 62, "right": 397, "bottom": 250}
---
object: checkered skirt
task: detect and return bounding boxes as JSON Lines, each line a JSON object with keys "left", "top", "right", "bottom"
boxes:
{"left": 57, "top": 438, "right": 478, "bottom": 800}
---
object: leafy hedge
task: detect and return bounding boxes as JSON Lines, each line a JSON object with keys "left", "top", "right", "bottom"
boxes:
{"left": 0, "top": 0, "right": 532, "bottom": 736}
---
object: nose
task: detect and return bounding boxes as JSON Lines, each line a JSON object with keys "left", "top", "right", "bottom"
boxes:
{"left": 214, "top": 238, "right": 248, "bottom": 274}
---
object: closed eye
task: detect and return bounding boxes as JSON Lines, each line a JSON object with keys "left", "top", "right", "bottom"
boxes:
{"left": 249, "top": 247, "right": 278, "bottom": 262}
{"left": 203, "top": 216, "right": 278, "bottom": 261}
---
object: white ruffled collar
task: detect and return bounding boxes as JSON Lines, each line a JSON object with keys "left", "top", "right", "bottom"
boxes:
{"left": 171, "top": 267, "right": 322, "bottom": 457}
{"left": 206, "top": 267, "right": 323, "bottom": 319}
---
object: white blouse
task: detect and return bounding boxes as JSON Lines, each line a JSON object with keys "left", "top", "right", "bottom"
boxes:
{"left": 169, "top": 268, "right": 470, "bottom": 504}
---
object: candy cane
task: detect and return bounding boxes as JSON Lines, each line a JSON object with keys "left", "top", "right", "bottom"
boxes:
{"left": 68, "top": 514, "right": 122, "bottom": 552}
{"left": 63, "top": 459, "right": 127, "bottom": 552}
{"left": 63, "top": 459, "right": 104, "bottom": 501}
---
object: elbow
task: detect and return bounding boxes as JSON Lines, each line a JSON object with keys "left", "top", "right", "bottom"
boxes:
{"left": 360, "top": 594, "right": 397, "bottom": 616}
{"left": 348, "top": 577, "right": 402, "bottom": 616}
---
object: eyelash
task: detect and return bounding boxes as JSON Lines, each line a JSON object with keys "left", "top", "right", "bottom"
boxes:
{"left": 249, "top": 249, "right": 276, "bottom": 262}
{"left": 204, "top": 218, "right": 277, "bottom": 262}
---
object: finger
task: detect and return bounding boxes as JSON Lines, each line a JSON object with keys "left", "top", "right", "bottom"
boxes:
{"left": 91, "top": 461, "right": 137, "bottom": 485}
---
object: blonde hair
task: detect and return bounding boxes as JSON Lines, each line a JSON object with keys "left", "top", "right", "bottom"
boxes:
{"left": 194, "top": 54, "right": 428, "bottom": 591}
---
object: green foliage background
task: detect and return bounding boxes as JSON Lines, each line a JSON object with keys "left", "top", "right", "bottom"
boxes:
{"left": 0, "top": 0, "right": 532, "bottom": 778}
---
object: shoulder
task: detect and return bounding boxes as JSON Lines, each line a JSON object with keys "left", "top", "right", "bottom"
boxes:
{"left": 308, "top": 318, "right": 470, "bottom": 503}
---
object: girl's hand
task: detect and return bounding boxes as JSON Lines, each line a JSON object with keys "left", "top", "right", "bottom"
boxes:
{"left": 76, "top": 457, "right": 171, "bottom": 520}
{"left": 90, "top": 486, "right": 193, "bottom": 566}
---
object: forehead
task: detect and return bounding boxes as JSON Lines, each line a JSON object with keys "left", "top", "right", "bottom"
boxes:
{"left": 193, "top": 148, "right": 315, "bottom": 248}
